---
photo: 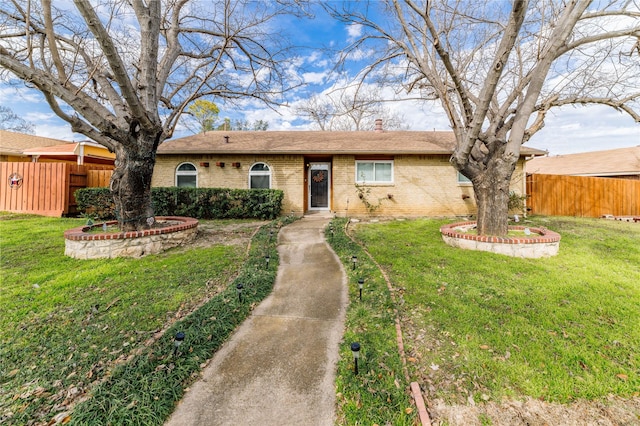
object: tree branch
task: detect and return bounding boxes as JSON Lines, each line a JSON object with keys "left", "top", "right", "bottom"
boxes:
{"left": 73, "top": 0, "right": 152, "bottom": 131}
{"left": 452, "top": 0, "right": 529, "bottom": 170}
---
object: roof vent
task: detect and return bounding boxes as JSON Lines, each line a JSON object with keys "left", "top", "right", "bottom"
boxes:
{"left": 374, "top": 118, "right": 383, "bottom": 133}
{"left": 224, "top": 135, "right": 229, "bottom": 143}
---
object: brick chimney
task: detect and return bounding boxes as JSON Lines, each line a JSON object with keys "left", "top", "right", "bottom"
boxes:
{"left": 374, "top": 118, "right": 383, "bottom": 133}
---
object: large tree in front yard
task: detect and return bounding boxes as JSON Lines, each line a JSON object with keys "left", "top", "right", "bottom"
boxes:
{"left": 0, "top": 0, "right": 303, "bottom": 230}
{"left": 327, "top": 0, "right": 640, "bottom": 235}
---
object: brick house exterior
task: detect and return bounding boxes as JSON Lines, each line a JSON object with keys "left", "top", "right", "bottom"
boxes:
{"left": 154, "top": 127, "right": 544, "bottom": 217}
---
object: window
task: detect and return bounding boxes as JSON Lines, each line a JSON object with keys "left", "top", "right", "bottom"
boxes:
{"left": 457, "top": 172, "right": 472, "bottom": 185}
{"left": 355, "top": 160, "right": 393, "bottom": 183}
{"left": 176, "top": 162, "right": 197, "bottom": 187}
{"left": 249, "top": 162, "right": 271, "bottom": 189}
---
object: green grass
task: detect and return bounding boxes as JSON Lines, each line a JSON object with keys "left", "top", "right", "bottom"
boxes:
{"left": 0, "top": 213, "right": 285, "bottom": 425}
{"left": 349, "top": 216, "right": 640, "bottom": 405}
{"left": 3, "top": 213, "right": 638, "bottom": 424}
{"left": 327, "top": 219, "right": 415, "bottom": 425}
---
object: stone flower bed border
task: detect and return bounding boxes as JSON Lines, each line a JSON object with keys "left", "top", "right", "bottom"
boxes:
{"left": 440, "top": 221, "right": 561, "bottom": 258}
{"left": 64, "top": 216, "right": 199, "bottom": 259}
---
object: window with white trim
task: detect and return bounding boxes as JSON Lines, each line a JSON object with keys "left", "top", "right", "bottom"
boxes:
{"left": 355, "top": 160, "right": 393, "bottom": 183}
{"left": 457, "top": 171, "right": 472, "bottom": 185}
{"left": 176, "top": 162, "right": 197, "bottom": 187}
{"left": 249, "top": 162, "right": 271, "bottom": 189}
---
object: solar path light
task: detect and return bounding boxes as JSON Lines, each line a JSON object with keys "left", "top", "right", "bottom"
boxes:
{"left": 174, "top": 331, "right": 185, "bottom": 356}
{"left": 236, "top": 283, "right": 244, "bottom": 303}
{"left": 350, "top": 342, "right": 361, "bottom": 375}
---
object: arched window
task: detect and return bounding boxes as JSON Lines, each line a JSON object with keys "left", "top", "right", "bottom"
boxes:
{"left": 176, "top": 162, "right": 197, "bottom": 187}
{"left": 249, "top": 162, "right": 271, "bottom": 189}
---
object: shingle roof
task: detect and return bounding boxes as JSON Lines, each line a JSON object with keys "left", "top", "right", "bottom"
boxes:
{"left": 158, "top": 130, "right": 546, "bottom": 156}
{"left": 526, "top": 146, "right": 640, "bottom": 177}
{"left": 0, "top": 130, "right": 70, "bottom": 155}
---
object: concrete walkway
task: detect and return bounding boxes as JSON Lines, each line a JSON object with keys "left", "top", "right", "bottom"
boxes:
{"left": 165, "top": 216, "right": 347, "bottom": 426}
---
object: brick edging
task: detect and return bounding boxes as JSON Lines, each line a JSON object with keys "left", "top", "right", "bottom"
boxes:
{"left": 440, "top": 221, "right": 561, "bottom": 244}
{"left": 64, "top": 216, "right": 199, "bottom": 241}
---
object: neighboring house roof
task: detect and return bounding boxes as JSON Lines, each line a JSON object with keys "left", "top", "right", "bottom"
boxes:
{"left": 159, "top": 130, "right": 546, "bottom": 156}
{"left": 526, "top": 146, "right": 640, "bottom": 177}
{"left": 0, "top": 130, "right": 114, "bottom": 165}
{"left": 0, "top": 130, "right": 68, "bottom": 156}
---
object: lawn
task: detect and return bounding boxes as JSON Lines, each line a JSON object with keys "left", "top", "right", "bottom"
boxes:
{"left": 348, "top": 216, "right": 639, "bottom": 408}
{"left": 327, "top": 219, "right": 415, "bottom": 425}
{"left": 2, "top": 213, "right": 638, "bottom": 425}
{"left": 0, "top": 213, "right": 278, "bottom": 425}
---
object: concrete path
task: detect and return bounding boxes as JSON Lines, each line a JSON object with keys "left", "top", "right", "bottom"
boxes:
{"left": 165, "top": 216, "right": 347, "bottom": 426}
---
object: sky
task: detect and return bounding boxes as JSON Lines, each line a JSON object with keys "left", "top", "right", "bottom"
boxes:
{"left": 0, "top": 2, "right": 638, "bottom": 156}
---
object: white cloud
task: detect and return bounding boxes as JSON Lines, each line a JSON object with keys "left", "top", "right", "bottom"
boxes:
{"left": 346, "top": 23, "right": 362, "bottom": 42}
{"left": 302, "top": 71, "right": 328, "bottom": 84}
{"left": 23, "top": 111, "right": 58, "bottom": 122}
{"left": 34, "top": 123, "right": 77, "bottom": 141}
{"left": 0, "top": 84, "right": 43, "bottom": 104}
{"left": 531, "top": 105, "right": 640, "bottom": 155}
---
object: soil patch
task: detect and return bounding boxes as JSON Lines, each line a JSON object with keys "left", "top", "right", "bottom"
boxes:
{"left": 428, "top": 396, "right": 640, "bottom": 426}
{"left": 180, "top": 220, "right": 269, "bottom": 251}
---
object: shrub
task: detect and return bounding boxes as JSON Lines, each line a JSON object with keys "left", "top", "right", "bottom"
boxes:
{"left": 75, "top": 187, "right": 284, "bottom": 220}
{"left": 74, "top": 187, "right": 114, "bottom": 220}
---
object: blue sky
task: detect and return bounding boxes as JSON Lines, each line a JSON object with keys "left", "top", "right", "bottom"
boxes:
{"left": 0, "top": 2, "right": 638, "bottom": 155}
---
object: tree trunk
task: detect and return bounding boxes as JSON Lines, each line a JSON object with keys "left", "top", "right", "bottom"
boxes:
{"left": 110, "top": 137, "right": 157, "bottom": 231}
{"left": 473, "top": 157, "right": 517, "bottom": 236}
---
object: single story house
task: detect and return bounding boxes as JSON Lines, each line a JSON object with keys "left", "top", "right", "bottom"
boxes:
{"left": 155, "top": 124, "right": 545, "bottom": 217}
{"left": 527, "top": 146, "right": 640, "bottom": 180}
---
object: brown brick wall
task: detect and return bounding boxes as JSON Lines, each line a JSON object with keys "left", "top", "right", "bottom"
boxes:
{"left": 153, "top": 154, "right": 306, "bottom": 214}
{"left": 153, "top": 154, "right": 527, "bottom": 218}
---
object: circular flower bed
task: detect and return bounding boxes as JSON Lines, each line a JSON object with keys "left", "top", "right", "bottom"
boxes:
{"left": 64, "top": 216, "right": 199, "bottom": 259}
{"left": 440, "top": 221, "right": 561, "bottom": 258}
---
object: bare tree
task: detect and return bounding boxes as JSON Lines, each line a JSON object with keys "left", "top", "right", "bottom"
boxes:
{"left": 0, "top": 0, "right": 304, "bottom": 230}
{"left": 297, "top": 85, "right": 409, "bottom": 130}
{"left": 0, "top": 105, "right": 35, "bottom": 133}
{"left": 327, "top": 0, "right": 640, "bottom": 235}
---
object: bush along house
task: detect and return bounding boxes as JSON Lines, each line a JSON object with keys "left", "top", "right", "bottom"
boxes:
{"left": 154, "top": 120, "right": 545, "bottom": 217}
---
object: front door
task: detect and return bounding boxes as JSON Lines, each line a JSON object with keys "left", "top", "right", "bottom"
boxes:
{"left": 308, "top": 163, "right": 330, "bottom": 210}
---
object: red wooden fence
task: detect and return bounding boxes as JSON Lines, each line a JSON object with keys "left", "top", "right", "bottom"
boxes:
{"left": 527, "top": 174, "right": 640, "bottom": 217}
{"left": 87, "top": 169, "right": 113, "bottom": 188}
{"left": 0, "top": 162, "right": 112, "bottom": 217}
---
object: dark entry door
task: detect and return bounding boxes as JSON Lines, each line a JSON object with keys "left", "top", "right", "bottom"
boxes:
{"left": 309, "top": 163, "right": 330, "bottom": 209}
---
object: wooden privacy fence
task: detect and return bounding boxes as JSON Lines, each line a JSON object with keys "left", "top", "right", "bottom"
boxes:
{"left": 0, "top": 162, "right": 112, "bottom": 217}
{"left": 527, "top": 174, "right": 640, "bottom": 217}
{"left": 87, "top": 169, "right": 113, "bottom": 188}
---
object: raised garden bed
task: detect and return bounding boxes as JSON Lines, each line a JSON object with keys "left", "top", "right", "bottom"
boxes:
{"left": 64, "top": 216, "right": 198, "bottom": 259}
{"left": 440, "top": 221, "right": 561, "bottom": 258}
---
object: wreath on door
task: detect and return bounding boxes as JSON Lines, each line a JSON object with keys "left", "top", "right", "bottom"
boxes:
{"left": 312, "top": 171, "right": 325, "bottom": 183}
